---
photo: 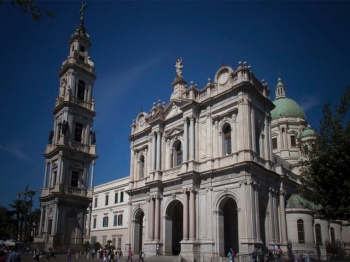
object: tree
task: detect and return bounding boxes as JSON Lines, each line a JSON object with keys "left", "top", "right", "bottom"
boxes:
{"left": 0, "top": 206, "right": 13, "bottom": 239}
{"left": 0, "top": 0, "right": 54, "bottom": 21}
{"left": 9, "top": 199, "right": 26, "bottom": 241}
{"left": 299, "top": 86, "right": 350, "bottom": 221}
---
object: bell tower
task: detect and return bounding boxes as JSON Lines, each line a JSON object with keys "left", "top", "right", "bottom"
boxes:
{"left": 36, "top": 2, "right": 98, "bottom": 250}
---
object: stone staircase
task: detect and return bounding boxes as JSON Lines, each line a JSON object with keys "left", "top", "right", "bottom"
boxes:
{"left": 145, "top": 255, "right": 182, "bottom": 262}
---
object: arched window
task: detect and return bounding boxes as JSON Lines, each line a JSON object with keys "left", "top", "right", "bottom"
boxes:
{"left": 77, "top": 80, "right": 85, "bottom": 100}
{"left": 139, "top": 155, "right": 145, "bottom": 179}
{"left": 223, "top": 125, "right": 232, "bottom": 155}
{"left": 304, "top": 144, "right": 309, "bottom": 155}
{"left": 315, "top": 224, "right": 322, "bottom": 245}
{"left": 330, "top": 227, "right": 335, "bottom": 243}
{"left": 172, "top": 141, "right": 183, "bottom": 167}
{"left": 297, "top": 219, "right": 305, "bottom": 244}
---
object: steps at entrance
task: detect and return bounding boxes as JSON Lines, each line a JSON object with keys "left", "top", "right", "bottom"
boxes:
{"left": 145, "top": 255, "right": 180, "bottom": 262}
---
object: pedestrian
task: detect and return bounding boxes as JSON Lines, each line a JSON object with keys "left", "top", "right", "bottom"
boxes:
{"left": 67, "top": 248, "right": 72, "bottom": 262}
{"left": 91, "top": 249, "right": 95, "bottom": 259}
{"left": 51, "top": 248, "right": 56, "bottom": 259}
{"left": 156, "top": 244, "right": 159, "bottom": 255}
{"left": 126, "top": 248, "right": 133, "bottom": 262}
{"left": 0, "top": 251, "right": 6, "bottom": 262}
{"left": 276, "top": 246, "right": 282, "bottom": 262}
{"left": 258, "top": 249, "right": 264, "bottom": 262}
{"left": 227, "top": 250, "right": 233, "bottom": 262}
{"left": 8, "top": 247, "right": 21, "bottom": 262}
{"left": 141, "top": 251, "right": 145, "bottom": 262}
{"left": 252, "top": 248, "right": 257, "bottom": 262}
{"left": 45, "top": 249, "right": 51, "bottom": 262}
{"left": 304, "top": 252, "right": 310, "bottom": 262}
{"left": 230, "top": 248, "right": 236, "bottom": 262}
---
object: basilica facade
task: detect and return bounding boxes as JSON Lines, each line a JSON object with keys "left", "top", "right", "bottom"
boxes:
{"left": 35, "top": 8, "right": 350, "bottom": 260}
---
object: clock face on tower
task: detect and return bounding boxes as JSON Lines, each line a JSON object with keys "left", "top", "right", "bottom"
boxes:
{"left": 139, "top": 116, "right": 145, "bottom": 125}
{"left": 218, "top": 70, "right": 229, "bottom": 85}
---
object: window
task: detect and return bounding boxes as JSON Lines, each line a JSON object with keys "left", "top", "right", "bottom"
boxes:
{"left": 272, "top": 138, "right": 278, "bottom": 149}
{"left": 78, "top": 55, "right": 85, "bottom": 62}
{"left": 172, "top": 141, "right": 182, "bottom": 167}
{"left": 291, "top": 135, "right": 296, "bottom": 147}
{"left": 297, "top": 219, "right": 305, "bottom": 244}
{"left": 93, "top": 218, "right": 96, "bottom": 229}
{"left": 304, "top": 144, "right": 309, "bottom": 155}
{"left": 117, "top": 237, "right": 122, "bottom": 250}
{"left": 48, "top": 219, "right": 52, "bottom": 234}
{"left": 315, "top": 224, "right": 322, "bottom": 245}
{"left": 80, "top": 45, "right": 85, "bottom": 52}
{"left": 112, "top": 238, "right": 116, "bottom": 248}
{"left": 94, "top": 197, "right": 98, "bottom": 208}
{"left": 74, "top": 122, "right": 83, "bottom": 142}
{"left": 118, "top": 214, "right": 123, "bottom": 226}
{"left": 255, "top": 128, "right": 260, "bottom": 156}
{"left": 330, "top": 227, "right": 335, "bottom": 243}
{"left": 103, "top": 217, "right": 108, "bottom": 227}
{"left": 120, "top": 192, "right": 124, "bottom": 202}
{"left": 139, "top": 155, "right": 145, "bottom": 179}
{"left": 114, "top": 192, "right": 118, "bottom": 203}
{"left": 90, "top": 236, "right": 96, "bottom": 245}
{"left": 71, "top": 171, "right": 79, "bottom": 187}
{"left": 77, "top": 80, "right": 85, "bottom": 100}
{"left": 102, "top": 237, "right": 106, "bottom": 247}
{"left": 51, "top": 171, "right": 57, "bottom": 187}
{"left": 113, "top": 215, "right": 118, "bottom": 226}
{"left": 223, "top": 125, "right": 232, "bottom": 155}
{"left": 105, "top": 195, "right": 109, "bottom": 206}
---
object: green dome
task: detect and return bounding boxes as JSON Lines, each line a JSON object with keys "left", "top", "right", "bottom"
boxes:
{"left": 286, "top": 194, "right": 309, "bottom": 209}
{"left": 271, "top": 98, "right": 306, "bottom": 120}
{"left": 301, "top": 128, "right": 316, "bottom": 137}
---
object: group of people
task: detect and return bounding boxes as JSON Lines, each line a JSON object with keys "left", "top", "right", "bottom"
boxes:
{"left": 0, "top": 246, "right": 21, "bottom": 262}
{"left": 33, "top": 247, "right": 55, "bottom": 262}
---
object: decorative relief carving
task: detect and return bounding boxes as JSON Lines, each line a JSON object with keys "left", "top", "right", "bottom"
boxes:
{"left": 206, "top": 186, "right": 213, "bottom": 192}
{"left": 212, "top": 173, "right": 238, "bottom": 182}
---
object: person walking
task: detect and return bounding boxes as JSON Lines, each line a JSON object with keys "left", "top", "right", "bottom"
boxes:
{"left": 67, "top": 248, "right": 72, "bottom": 262}
{"left": 8, "top": 247, "right": 21, "bottom": 262}
{"left": 126, "top": 248, "right": 133, "bottom": 262}
{"left": 227, "top": 250, "right": 233, "bottom": 262}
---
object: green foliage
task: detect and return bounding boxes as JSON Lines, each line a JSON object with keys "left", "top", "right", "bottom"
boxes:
{"left": 83, "top": 241, "right": 91, "bottom": 251}
{"left": 105, "top": 239, "right": 115, "bottom": 250}
{"left": 93, "top": 242, "right": 101, "bottom": 250}
{"left": 299, "top": 86, "right": 350, "bottom": 221}
{"left": 0, "top": 0, "right": 55, "bottom": 21}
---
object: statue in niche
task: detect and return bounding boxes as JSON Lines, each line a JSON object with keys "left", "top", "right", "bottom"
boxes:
{"left": 61, "top": 120, "right": 68, "bottom": 135}
{"left": 48, "top": 130, "right": 54, "bottom": 144}
{"left": 60, "top": 78, "right": 67, "bottom": 97}
{"left": 175, "top": 58, "right": 183, "bottom": 77}
{"left": 90, "top": 131, "right": 96, "bottom": 144}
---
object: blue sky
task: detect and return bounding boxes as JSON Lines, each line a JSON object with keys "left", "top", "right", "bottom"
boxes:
{"left": 0, "top": 1, "right": 349, "bottom": 209}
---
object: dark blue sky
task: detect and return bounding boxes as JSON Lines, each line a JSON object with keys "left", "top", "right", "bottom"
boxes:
{"left": 0, "top": 1, "right": 349, "bottom": 208}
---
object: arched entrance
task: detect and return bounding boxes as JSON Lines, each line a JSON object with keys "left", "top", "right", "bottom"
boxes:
{"left": 218, "top": 197, "right": 239, "bottom": 256}
{"left": 164, "top": 200, "right": 183, "bottom": 255}
{"left": 133, "top": 210, "right": 145, "bottom": 254}
{"left": 64, "top": 210, "right": 80, "bottom": 245}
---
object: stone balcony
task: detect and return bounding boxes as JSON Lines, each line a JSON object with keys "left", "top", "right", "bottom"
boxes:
{"left": 41, "top": 185, "right": 92, "bottom": 198}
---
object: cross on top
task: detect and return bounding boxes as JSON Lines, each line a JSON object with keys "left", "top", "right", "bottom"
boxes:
{"left": 79, "top": 2, "right": 87, "bottom": 23}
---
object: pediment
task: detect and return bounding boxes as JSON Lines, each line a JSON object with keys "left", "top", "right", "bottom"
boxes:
{"left": 164, "top": 100, "right": 190, "bottom": 120}
{"left": 70, "top": 162, "right": 84, "bottom": 170}
{"left": 164, "top": 126, "right": 183, "bottom": 138}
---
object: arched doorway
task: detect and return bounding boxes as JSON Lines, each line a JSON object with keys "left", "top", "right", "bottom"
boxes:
{"left": 65, "top": 210, "right": 80, "bottom": 245}
{"left": 218, "top": 197, "right": 239, "bottom": 256}
{"left": 164, "top": 200, "right": 183, "bottom": 255}
{"left": 133, "top": 210, "right": 145, "bottom": 254}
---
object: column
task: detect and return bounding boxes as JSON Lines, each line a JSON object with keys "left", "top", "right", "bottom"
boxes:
{"left": 43, "top": 162, "right": 49, "bottom": 188}
{"left": 183, "top": 190, "right": 189, "bottom": 240}
{"left": 189, "top": 117, "right": 195, "bottom": 160}
{"left": 255, "top": 186, "right": 261, "bottom": 240}
{"left": 156, "top": 132, "right": 161, "bottom": 170}
{"left": 51, "top": 202, "right": 57, "bottom": 234}
{"left": 213, "top": 121, "right": 219, "bottom": 158}
{"left": 183, "top": 119, "right": 188, "bottom": 161}
{"left": 155, "top": 195, "right": 160, "bottom": 241}
{"left": 56, "top": 155, "right": 62, "bottom": 184}
{"left": 268, "top": 190, "right": 275, "bottom": 243}
{"left": 206, "top": 114, "right": 212, "bottom": 158}
{"left": 189, "top": 188, "right": 195, "bottom": 240}
{"left": 264, "top": 116, "right": 269, "bottom": 160}
{"left": 251, "top": 105, "right": 256, "bottom": 152}
{"left": 152, "top": 134, "right": 156, "bottom": 171}
{"left": 44, "top": 206, "right": 49, "bottom": 233}
{"left": 279, "top": 186, "right": 288, "bottom": 244}
{"left": 231, "top": 114, "right": 237, "bottom": 153}
{"left": 148, "top": 198, "right": 154, "bottom": 240}
{"left": 268, "top": 119, "right": 273, "bottom": 161}
{"left": 272, "top": 192, "right": 279, "bottom": 242}
{"left": 86, "top": 204, "right": 92, "bottom": 237}
{"left": 90, "top": 160, "right": 95, "bottom": 189}
{"left": 39, "top": 206, "right": 44, "bottom": 235}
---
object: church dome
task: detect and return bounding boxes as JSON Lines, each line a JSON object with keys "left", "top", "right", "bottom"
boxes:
{"left": 271, "top": 98, "right": 306, "bottom": 120}
{"left": 301, "top": 127, "right": 316, "bottom": 137}
{"left": 286, "top": 194, "right": 309, "bottom": 209}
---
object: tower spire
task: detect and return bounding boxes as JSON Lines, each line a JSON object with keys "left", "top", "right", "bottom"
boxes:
{"left": 79, "top": 2, "right": 87, "bottom": 27}
{"left": 275, "top": 75, "right": 286, "bottom": 99}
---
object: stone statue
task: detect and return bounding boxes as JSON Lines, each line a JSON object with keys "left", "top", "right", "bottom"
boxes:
{"left": 175, "top": 58, "right": 183, "bottom": 77}
{"left": 48, "top": 130, "right": 54, "bottom": 144}
{"left": 90, "top": 131, "right": 96, "bottom": 145}
{"left": 61, "top": 120, "right": 68, "bottom": 135}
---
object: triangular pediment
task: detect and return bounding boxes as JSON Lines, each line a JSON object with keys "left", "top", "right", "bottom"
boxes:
{"left": 164, "top": 100, "right": 191, "bottom": 120}
{"left": 164, "top": 126, "right": 183, "bottom": 138}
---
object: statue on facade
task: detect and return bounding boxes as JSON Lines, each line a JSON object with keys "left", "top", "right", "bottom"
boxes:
{"left": 175, "top": 58, "right": 183, "bottom": 77}
{"left": 90, "top": 131, "right": 96, "bottom": 145}
{"left": 61, "top": 120, "right": 68, "bottom": 135}
{"left": 48, "top": 130, "right": 54, "bottom": 144}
